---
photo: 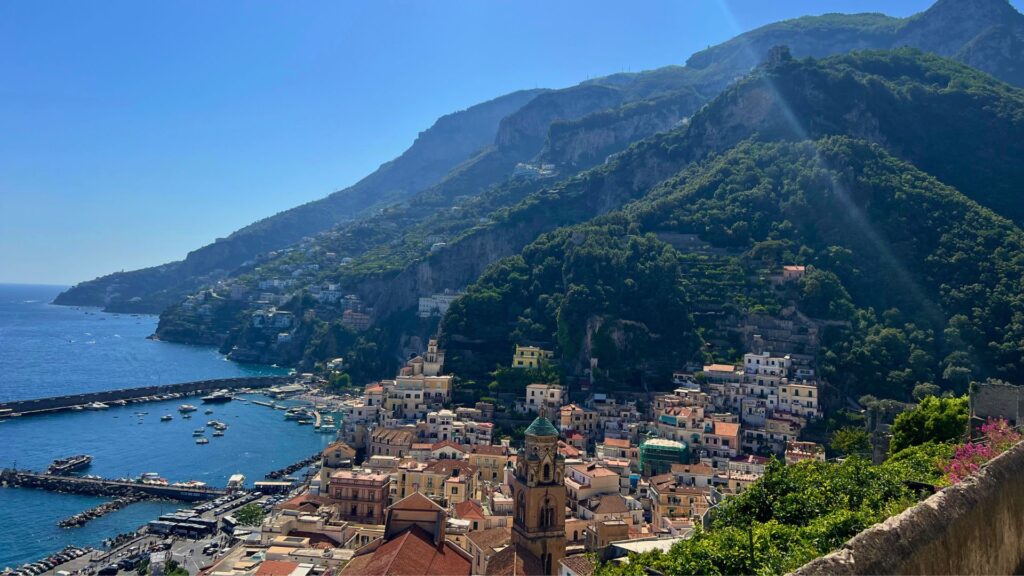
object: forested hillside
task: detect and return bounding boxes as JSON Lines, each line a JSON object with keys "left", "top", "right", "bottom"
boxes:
{"left": 444, "top": 135, "right": 1024, "bottom": 398}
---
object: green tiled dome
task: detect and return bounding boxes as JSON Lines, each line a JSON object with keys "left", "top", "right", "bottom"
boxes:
{"left": 524, "top": 415, "right": 559, "bottom": 437}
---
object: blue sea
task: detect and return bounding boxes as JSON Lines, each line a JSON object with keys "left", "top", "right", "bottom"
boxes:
{"left": 0, "top": 284, "right": 332, "bottom": 569}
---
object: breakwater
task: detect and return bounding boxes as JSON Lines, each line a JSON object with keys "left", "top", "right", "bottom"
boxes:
{"left": 58, "top": 493, "right": 152, "bottom": 528}
{"left": 264, "top": 452, "right": 322, "bottom": 480}
{"left": 1, "top": 470, "right": 228, "bottom": 502}
{"left": 0, "top": 376, "right": 291, "bottom": 417}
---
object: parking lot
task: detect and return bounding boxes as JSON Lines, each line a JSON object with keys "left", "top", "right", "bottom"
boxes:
{"left": 30, "top": 492, "right": 279, "bottom": 576}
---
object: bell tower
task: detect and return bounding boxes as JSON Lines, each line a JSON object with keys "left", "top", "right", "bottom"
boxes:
{"left": 511, "top": 414, "right": 566, "bottom": 576}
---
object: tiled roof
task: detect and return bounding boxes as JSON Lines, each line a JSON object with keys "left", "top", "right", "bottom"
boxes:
{"left": 465, "top": 526, "right": 510, "bottom": 553}
{"left": 671, "top": 463, "right": 714, "bottom": 476}
{"left": 703, "top": 364, "right": 737, "bottom": 372}
{"left": 560, "top": 555, "right": 596, "bottom": 576}
{"left": 588, "top": 494, "right": 629, "bottom": 515}
{"left": 453, "top": 499, "right": 485, "bottom": 520}
{"left": 484, "top": 544, "right": 543, "bottom": 576}
{"left": 524, "top": 416, "right": 559, "bottom": 437}
{"left": 603, "top": 438, "right": 631, "bottom": 448}
{"left": 341, "top": 525, "right": 470, "bottom": 576}
{"left": 255, "top": 561, "right": 300, "bottom": 576}
{"left": 713, "top": 421, "right": 740, "bottom": 437}
{"left": 431, "top": 440, "right": 468, "bottom": 452}
{"left": 424, "top": 459, "right": 477, "bottom": 476}
{"left": 471, "top": 445, "right": 508, "bottom": 456}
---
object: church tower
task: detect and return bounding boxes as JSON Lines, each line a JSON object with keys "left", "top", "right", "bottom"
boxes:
{"left": 510, "top": 414, "right": 566, "bottom": 576}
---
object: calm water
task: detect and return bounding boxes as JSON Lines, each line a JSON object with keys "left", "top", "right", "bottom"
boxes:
{"left": 0, "top": 285, "right": 331, "bottom": 569}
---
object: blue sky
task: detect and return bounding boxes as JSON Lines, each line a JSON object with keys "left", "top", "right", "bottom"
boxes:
{"left": 0, "top": 0, "right": 987, "bottom": 284}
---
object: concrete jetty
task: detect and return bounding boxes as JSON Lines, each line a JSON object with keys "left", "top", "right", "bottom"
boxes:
{"left": 0, "top": 376, "right": 291, "bottom": 418}
{"left": 1, "top": 469, "right": 228, "bottom": 501}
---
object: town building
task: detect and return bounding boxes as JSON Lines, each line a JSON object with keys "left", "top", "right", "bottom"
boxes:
{"left": 340, "top": 492, "right": 471, "bottom": 576}
{"left": 327, "top": 470, "right": 391, "bottom": 525}
{"left": 512, "top": 345, "right": 554, "bottom": 369}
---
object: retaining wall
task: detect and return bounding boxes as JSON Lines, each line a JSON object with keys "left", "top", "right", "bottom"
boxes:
{"left": 792, "top": 440, "right": 1024, "bottom": 575}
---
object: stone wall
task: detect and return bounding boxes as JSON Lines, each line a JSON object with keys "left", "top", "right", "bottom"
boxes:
{"left": 792, "top": 440, "right": 1024, "bottom": 575}
{"left": 971, "top": 381, "right": 1024, "bottom": 425}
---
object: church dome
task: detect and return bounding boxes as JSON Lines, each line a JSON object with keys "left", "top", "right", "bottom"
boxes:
{"left": 524, "top": 415, "right": 559, "bottom": 437}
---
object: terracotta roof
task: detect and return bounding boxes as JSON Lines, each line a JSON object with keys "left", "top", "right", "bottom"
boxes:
{"left": 703, "top": 364, "right": 737, "bottom": 373}
{"left": 277, "top": 493, "right": 331, "bottom": 512}
{"left": 424, "top": 459, "right": 477, "bottom": 477}
{"left": 603, "top": 438, "right": 631, "bottom": 448}
{"left": 390, "top": 491, "right": 445, "bottom": 513}
{"left": 453, "top": 499, "right": 485, "bottom": 521}
{"left": 671, "top": 463, "right": 714, "bottom": 476}
{"left": 465, "top": 526, "right": 510, "bottom": 553}
{"left": 431, "top": 440, "right": 468, "bottom": 452}
{"left": 484, "top": 544, "right": 543, "bottom": 576}
{"left": 557, "top": 441, "right": 581, "bottom": 458}
{"left": 341, "top": 525, "right": 471, "bottom": 576}
{"left": 587, "top": 494, "right": 629, "bottom": 515}
{"left": 471, "top": 445, "right": 508, "bottom": 456}
{"left": 560, "top": 555, "right": 596, "bottom": 576}
{"left": 412, "top": 443, "right": 433, "bottom": 450}
{"left": 713, "top": 421, "right": 740, "bottom": 437}
{"left": 256, "top": 561, "right": 300, "bottom": 576}
{"left": 324, "top": 441, "right": 356, "bottom": 455}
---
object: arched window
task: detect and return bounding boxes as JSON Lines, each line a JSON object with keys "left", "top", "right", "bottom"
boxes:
{"left": 540, "top": 496, "right": 555, "bottom": 528}
{"left": 542, "top": 462, "right": 550, "bottom": 482}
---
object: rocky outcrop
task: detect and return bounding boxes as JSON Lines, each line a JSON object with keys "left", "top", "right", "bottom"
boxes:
{"left": 539, "top": 89, "right": 704, "bottom": 169}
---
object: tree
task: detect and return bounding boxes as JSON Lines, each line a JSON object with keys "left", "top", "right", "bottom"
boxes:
{"left": 888, "top": 395, "right": 968, "bottom": 455}
{"left": 911, "top": 383, "right": 941, "bottom": 401}
{"left": 234, "top": 503, "right": 265, "bottom": 527}
{"left": 830, "top": 427, "right": 870, "bottom": 456}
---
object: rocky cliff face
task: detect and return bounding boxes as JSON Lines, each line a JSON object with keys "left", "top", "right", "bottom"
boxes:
{"left": 539, "top": 89, "right": 704, "bottom": 169}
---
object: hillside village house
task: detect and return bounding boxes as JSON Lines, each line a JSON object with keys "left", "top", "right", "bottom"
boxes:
{"left": 512, "top": 345, "right": 553, "bottom": 369}
{"left": 525, "top": 383, "right": 563, "bottom": 413}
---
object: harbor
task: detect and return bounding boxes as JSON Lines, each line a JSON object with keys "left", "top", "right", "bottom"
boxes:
{"left": 0, "top": 390, "right": 334, "bottom": 569}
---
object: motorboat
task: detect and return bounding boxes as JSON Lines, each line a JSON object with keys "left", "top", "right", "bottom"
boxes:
{"left": 46, "top": 455, "right": 92, "bottom": 475}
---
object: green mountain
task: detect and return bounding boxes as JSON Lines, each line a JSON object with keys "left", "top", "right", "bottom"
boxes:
{"left": 57, "top": 0, "right": 1024, "bottom": 316}
{"left": 437, "top": 47, "right": 1024, "bottom": 398}
{"left": 445, "top": 135, "right": 1024, "bottom": 397}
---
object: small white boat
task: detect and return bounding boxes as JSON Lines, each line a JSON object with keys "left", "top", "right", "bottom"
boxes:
{"left": 85, "top": 402, "right": 109, "bottom": 410}
{"left": 160, "top": 415, "right": 173, "bottom": 422}
{"left": 178, "top": 404, "right": 197, "bottom": 413}
{"left": 192, "top": 428, "right": 206, "bottom": 436}
{"left": 212, "top": 431, "right": 224, "bottom": 437}
{"left": 195, "top": 437, "right": 209, "bottom": 445}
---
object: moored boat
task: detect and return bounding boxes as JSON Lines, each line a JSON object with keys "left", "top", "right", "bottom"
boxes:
{"left": 46, "top": 455, "right": 92, "bottom": 475}
{"left": 201, "top": 390, "right": 233, "bottom": 404}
